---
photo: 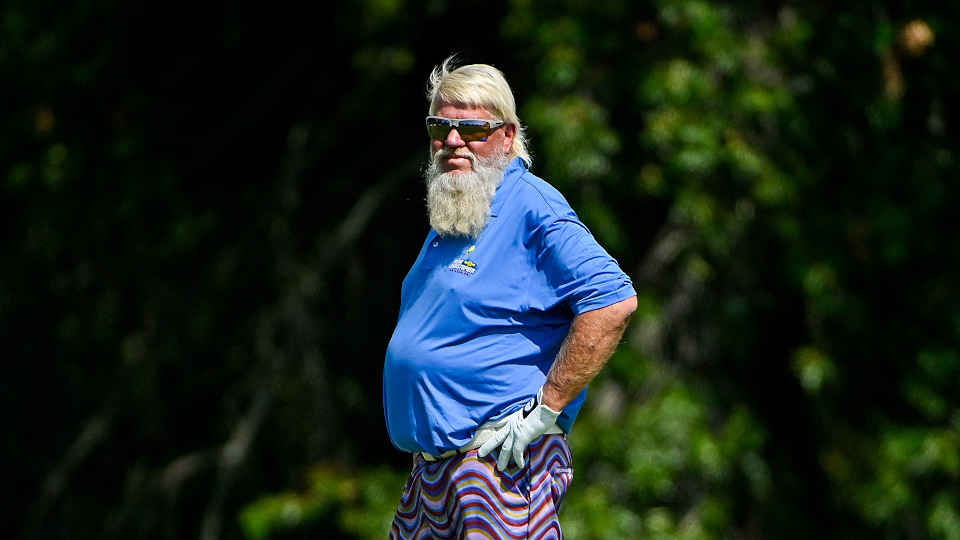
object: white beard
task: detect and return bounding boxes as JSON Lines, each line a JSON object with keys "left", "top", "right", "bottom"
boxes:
{"left": 425, "top": 149, "right": 509, "bottom": 238}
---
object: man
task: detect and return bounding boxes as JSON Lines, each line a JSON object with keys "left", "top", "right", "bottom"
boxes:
{"left": 383, "top": 57, "right": 637, "bottom": 539}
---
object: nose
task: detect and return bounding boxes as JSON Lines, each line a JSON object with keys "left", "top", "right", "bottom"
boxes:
{"left": 443, "top": 127, "right": 466, "bottom": 147}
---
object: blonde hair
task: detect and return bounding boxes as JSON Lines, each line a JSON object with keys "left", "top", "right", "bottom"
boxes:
{"left": 426, "top": 56, "right": 532, "bottom": 167}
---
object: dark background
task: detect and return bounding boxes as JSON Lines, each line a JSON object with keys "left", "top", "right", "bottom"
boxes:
{"left": 3, "top": 1, "right": 959, "bottom": 538}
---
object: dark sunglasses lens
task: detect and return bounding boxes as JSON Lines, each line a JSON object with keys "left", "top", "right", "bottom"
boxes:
{"left": 456, "top": 121, "right": 491, "bottom": 142}
{"left": 426, "top": 119, "right": 452, "bottom": 140}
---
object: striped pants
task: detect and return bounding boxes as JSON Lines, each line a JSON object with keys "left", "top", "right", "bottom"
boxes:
{"left": 389, "top": 434, "right": 573, "bottom": 540}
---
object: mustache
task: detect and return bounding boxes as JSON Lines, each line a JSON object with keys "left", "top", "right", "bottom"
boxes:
{"left": 434, "top": 147, "right": 475, "bottom": 162}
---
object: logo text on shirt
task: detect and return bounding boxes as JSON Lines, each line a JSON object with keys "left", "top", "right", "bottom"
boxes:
{"left": 449, "top": 245, "right": 478, "bottom": 275}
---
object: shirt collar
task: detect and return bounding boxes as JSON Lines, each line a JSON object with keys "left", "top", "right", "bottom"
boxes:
{"left": 490, "top": 157, "right": 527, "bottom": 218}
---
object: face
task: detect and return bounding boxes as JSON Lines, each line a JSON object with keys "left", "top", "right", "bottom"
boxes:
{"left": 430, "top": 102, "right": 517, "bottom": 174}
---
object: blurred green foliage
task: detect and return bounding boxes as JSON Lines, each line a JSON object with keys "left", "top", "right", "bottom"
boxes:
{"left": 3, "top": 0, "right": 959, "bottom": 538}
{"left": 238, "top": 466, "right": 406, "bottom": 539}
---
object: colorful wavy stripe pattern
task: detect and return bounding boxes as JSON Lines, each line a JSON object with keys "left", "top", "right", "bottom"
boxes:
{"left": 389, "top": 434, "right": 573, "bottom": 539}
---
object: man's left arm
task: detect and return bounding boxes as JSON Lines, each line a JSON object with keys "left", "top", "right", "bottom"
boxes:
{"left": 541, "top": 295, "right": 638, "bottom": 411}
{"left": 479, "top": 295, "right": 637, "bottom": 470}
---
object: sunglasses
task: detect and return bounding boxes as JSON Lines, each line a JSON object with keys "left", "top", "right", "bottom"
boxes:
{"left": 426, "top": 116, "right": 505, "bottom": 142}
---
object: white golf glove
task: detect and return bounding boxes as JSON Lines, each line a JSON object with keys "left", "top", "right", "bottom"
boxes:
{"left": 478, "top": 389, "right": 560, "bottom": 471}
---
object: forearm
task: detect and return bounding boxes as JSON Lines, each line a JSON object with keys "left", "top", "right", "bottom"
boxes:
{"left": 541, "top": 296, "right": 637, "bottom": 411}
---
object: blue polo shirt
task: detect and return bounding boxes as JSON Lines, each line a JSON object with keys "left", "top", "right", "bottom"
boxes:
{"left": 383, "top": 158, "right": 636, "bottom": 455}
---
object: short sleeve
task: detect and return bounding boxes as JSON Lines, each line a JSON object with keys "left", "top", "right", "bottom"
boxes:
{"left": 536, "top": 218, "right": 636, "bottom": 314}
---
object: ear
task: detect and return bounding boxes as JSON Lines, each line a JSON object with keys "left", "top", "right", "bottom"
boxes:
{"left": 501, "top": 123, "right": 517, "bottom": 154}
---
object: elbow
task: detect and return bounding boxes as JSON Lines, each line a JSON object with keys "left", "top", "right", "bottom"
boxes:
{"left": 614, "top": 295, "right": 637, "bottom": 327}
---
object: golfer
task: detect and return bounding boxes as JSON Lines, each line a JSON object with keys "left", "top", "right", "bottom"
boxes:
{"left": 383, "top": 56, "right": 637, "bottom": 539}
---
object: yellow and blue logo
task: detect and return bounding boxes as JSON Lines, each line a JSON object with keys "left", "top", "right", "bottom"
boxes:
{"left": 448, "top": 245, "right": 478, "bottom": 275}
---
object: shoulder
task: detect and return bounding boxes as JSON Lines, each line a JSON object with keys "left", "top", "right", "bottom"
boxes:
{"left": 504, "top": 164, "right": 577, "bottom": 221}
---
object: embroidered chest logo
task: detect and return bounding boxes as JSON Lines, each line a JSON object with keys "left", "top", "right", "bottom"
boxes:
{"left": 448, "top": 245, "right": 478, "bottom": 275}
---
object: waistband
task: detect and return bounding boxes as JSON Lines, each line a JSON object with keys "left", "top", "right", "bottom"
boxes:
{"left": 419, "top": 420, "right": 564, "bottom": 462}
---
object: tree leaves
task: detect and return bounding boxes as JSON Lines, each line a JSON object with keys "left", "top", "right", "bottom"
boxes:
{"left": 4, "top": 1, "right": 960, "bottom": 539}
